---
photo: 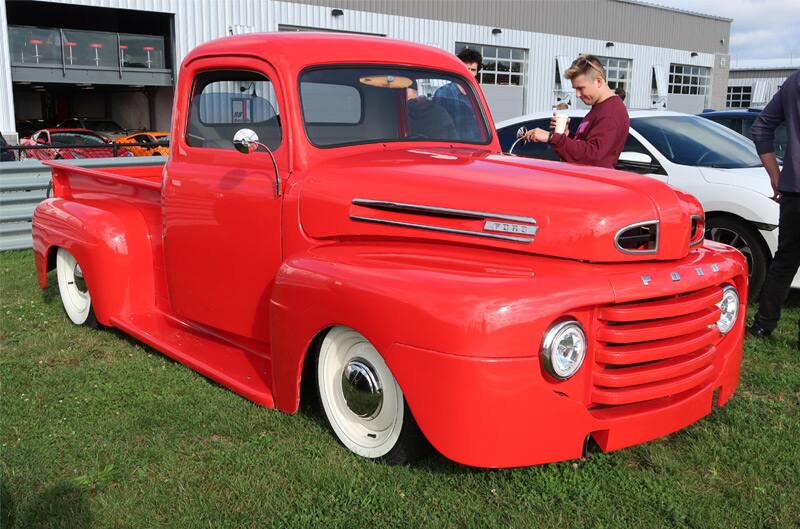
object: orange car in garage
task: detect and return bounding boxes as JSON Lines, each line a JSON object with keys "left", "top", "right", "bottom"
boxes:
{"left": 115, "top": 132, "right": 170, "bottom": 156}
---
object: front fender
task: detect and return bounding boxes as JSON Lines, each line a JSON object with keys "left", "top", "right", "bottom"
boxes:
{"left": 32, "top": 198, "right": 156, "bottom": 325}
{"left": 269, "top": 241, "right": 614, "bottom": 413}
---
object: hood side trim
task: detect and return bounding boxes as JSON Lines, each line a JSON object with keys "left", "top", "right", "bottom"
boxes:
{"left": 353, "top": 198, "right": 536, "bottom": 224}
{"left": 350, "top": 215, "right": 533, "bottom": 243}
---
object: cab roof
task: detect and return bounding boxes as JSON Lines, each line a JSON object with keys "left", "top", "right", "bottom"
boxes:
{"left": 183, "top": 32, "right": 471, "bottom": 75}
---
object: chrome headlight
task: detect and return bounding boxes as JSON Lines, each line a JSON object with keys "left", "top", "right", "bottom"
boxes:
{"left": 541, "top": 320, "right": 587, "bottom": 380}
{"left": 717, "top": 285, "right": 739, "bottom": 334}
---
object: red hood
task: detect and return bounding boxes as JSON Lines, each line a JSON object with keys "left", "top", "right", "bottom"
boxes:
{"left": 299, "top": 147, "right": 703, "bottom": 263}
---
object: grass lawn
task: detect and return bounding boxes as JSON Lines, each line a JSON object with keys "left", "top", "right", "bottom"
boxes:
{"left": 1, "top": 248, "right": 798, "bottom": 529}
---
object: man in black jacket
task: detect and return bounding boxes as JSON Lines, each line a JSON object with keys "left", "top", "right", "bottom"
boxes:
{"left": 748, "top": 69, "right": 800, "bottom": 349}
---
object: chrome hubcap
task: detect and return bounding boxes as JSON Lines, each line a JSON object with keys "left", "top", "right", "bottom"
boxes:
{"left": 73, "top": 263, "right": 88, "bottom": 294}
{"left": 341, "top": 358, "right": 383, "bottom": 419}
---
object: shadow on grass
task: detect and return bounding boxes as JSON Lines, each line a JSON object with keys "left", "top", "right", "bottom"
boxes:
{"left": 40, "top": 280, "right": 59, "bottom": 305}
{"left": 2, "top": 480, "right": 93, "bottom": 529}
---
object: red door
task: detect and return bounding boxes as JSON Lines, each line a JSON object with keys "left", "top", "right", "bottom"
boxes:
{"left": 163, "top": 57, "right": 287, "bottom": 343}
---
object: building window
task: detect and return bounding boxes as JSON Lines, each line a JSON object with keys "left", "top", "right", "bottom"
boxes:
{"left": 455, "top": 42, "right": 526, "bottom": 86}
{"left": 598, "top": 56, "right": 632, "bottom": 95}
{"left": 668, "top": 64, "right": 711, "bottom": 96}
{"left": 727, "top": 86, "right": 753, "bottom": 108}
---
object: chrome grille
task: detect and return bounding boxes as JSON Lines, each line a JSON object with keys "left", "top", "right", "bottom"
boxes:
{"left": 592, "top": 285, "right": 724, "bottom": 407}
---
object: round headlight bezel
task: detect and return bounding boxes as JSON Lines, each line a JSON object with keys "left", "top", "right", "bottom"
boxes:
{"left": 541, "top": 320, "right": 587, "bottom": 380}
{"left": 717, "top": 284, "right": 740, "bottom": 335}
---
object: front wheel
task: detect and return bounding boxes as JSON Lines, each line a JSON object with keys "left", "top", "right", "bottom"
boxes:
{"left": 316, "top": 326, "right": 426, "bottom": 464}
{"left": 705, "top": 217, "right": 768, "bottom": 301}
{"left": 55, "top": 248, "right": 98, "bottom": 327}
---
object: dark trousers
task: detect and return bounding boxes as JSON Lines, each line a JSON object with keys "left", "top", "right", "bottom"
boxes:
{"left": 755, "top": 194, "right": 800, "bottom": 331}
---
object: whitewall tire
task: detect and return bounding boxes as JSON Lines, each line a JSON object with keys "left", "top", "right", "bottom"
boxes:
{"left": 316, "top": 326, "right": 425, "bottom": 464}
{"left": 56, "top": 248, "right": 98, "bottom": 327}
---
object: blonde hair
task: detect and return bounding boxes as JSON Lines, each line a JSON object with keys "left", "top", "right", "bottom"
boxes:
{"left": 564, "top": 54, "right": 606, "bottom": 81}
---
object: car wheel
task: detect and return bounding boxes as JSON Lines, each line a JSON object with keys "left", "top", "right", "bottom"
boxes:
{"left": 55, "top": 248, "right": 98, "bottom": 327}
{"left": 705, "top": 217, "right": 768, "bottom": 301}
{"left": 316, "top": 326, "right": 426, "bottom": 464}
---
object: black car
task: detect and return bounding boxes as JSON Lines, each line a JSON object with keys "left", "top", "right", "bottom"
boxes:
{"left": 699, "top": 109, "right": 787, "bottom": 160}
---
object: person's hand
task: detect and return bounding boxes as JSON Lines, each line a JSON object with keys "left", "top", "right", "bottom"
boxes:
{"left": 523, "top": 128, "right": 551, "bottom": 143}
{"left": 770, "top": 173, "right": 781, "bottom": 202}
{"left": 549, "top": 113, "right": 571, "bottom": 136}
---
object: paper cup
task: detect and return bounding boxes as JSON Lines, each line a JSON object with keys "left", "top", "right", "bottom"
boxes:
{"left": 554, "top": 114, "right": 568, "bottom": 135}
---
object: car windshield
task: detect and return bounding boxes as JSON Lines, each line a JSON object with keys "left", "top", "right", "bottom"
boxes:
{"left": 299, "top": 66, "right": 491, "bottom": 147}
{"left": 85, "top": 120, "right": 123, "bottom": 132}
{"left": 633, "top": 116, "right": 762, "bottom": 169}
{"left": 51, "top": 132, "right": 107, "bottom": 147}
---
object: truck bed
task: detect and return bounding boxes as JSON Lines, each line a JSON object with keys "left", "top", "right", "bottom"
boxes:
{"left": 45, "top": 160, "right": 164, "bottom": 197}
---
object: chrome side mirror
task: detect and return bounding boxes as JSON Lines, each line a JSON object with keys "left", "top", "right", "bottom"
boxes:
{"left": 233, "top": 128, "right": 259, "bottom": 154}
{"left": 516, "top": 126, "right": 528, "bottom": 139}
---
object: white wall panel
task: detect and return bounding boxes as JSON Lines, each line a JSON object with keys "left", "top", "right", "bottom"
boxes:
{"left": 1, "top": 0, "right": 719, "bottom": 136}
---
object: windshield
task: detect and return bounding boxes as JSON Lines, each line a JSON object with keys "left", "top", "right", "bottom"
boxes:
{"left": 85, "top": 120, "right": 124, "bottom": 132}
{"left": 51, "top": 132, "right": 107, "bottom": 147}
{"left": 299, "top": 67, "right": 491, "bottom": 147}
{"left": 633, "top": 116, "right": 762, "bottom": 169}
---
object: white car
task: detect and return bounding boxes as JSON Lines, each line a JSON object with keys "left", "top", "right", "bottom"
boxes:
{"left": 496, "top": 110, "right": 799, "bottom": 300}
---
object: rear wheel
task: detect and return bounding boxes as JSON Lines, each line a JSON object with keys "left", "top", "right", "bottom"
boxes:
{"left": 55, "top": 248, "right": 98, "bottom": 327}
{"left": 316, "top": 326, "right": 426, "bottom": 464}
{"left": 705, "top": 217, "right": 768, "bottom": 301}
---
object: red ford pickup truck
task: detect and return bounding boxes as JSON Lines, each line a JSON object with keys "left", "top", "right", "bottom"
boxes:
{"left": 32, "top": 33, "right": 746, "bottom": 468}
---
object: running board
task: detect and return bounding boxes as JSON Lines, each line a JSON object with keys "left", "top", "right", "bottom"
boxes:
{"left": 110, "top": 312, "right": 274, "bottom": 408}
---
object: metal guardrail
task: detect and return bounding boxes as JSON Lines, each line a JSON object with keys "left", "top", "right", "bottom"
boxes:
{"left": 1, "top": 140, "right": 169, "bottom": 161}
{"left": 0, "top": 157, "right": 165, "bottom": 251}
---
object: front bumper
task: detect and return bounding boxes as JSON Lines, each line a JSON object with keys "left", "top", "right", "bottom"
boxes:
{"left": 387, "top": 318, "right": 742, "bottom": 468}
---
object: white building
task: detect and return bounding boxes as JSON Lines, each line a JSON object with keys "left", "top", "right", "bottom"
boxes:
{"left": 1, "top": 0, "right": 733, "bottom": 142}
{"left": 727, "top": 58, "right": 800, "bottom": 108}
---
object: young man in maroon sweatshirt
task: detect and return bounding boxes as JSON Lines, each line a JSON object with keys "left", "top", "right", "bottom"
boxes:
{"left": 524, "top": 54, "right": 629, "bottom": 169}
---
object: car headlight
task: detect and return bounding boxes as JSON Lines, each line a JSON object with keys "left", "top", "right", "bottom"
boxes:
{"left": 717, "top": 284, "right": 739, "bottom": 334}
{"left": 541, "top": 320, "right": 587, "bottom": 380}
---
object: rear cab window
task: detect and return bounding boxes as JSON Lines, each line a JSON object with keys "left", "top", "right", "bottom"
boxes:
{"left": 299, "top": 66, "right": 491, "bottom": 148}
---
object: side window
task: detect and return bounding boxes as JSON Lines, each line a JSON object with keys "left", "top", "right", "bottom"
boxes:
{"left": 740, "top": 118, "right": 755, "bottom": 140}
{"left": 620, "top": 134, "right": 650, "bottom": 156}
{"left": 616, "top": 134, "right": 664, "bottom": 175}
{"left": 712, "top": 117, "right": 740, "bottom": 134}
{"left": 187, "top": 70, "right": 281, "bottom": 150}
